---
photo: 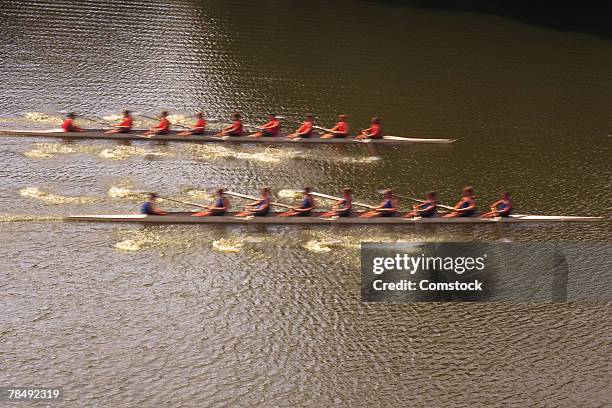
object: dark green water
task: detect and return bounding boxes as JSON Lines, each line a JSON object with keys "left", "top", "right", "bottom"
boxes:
{"left": 0, "top": 1, "right": 610, "bottom": 406}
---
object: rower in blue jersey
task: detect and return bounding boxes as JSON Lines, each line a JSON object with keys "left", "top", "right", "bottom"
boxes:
{"left": 403, "top": 192, "right": 438, "bottom": 218}
{"left": 236, "top": 187, "right": 271, "bottom": 217}
{"left": 279, "top": 187, "right": 316, "bottom": 217}
{"left": 360, "top": 188, "right": 398, "bottom": 218}
{"left": 320, "top": 188, "right": 353, "bottom": 218}
{"left": 140, "top": 193, "right": 168, "bottom": 215}
{"left": 443, "top": 186, "right": 477, "bottom": 218}
{"left": 481, "top": 192, "right": 513, "bottom": 218}
{"left": 192, "top": 188, "right": 229, "bottom": 217}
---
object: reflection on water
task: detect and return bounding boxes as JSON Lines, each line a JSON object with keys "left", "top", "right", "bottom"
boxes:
{"left": 0, "top": 0, "right": 610, "bottom": 407}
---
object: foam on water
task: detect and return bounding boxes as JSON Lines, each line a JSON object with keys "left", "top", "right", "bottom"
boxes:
{"left": 98, "top": 145, "right": 172, "bottom": 160}
{"left": 19, "top": 187, "right": 99, "bottom": 204}
{"left": 212, "top": 238, "right": 244, "bottom": 253}
{"left": 188, "top": 144, "right": 303, "bottom": 163}
{"left": 0, "top": 215, "right": 63, "bottom": 222}
{"left": 23, "top": 143, "right": 99, "bottom": 158}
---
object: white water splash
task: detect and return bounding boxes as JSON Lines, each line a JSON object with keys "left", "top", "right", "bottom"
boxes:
{"left": 19, "top": 187, "right": 98, "bottom": 205}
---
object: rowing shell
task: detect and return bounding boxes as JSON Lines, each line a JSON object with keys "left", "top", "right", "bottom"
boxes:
{"left": 64, "top": 212, "right": 602, "bottom": 224}
{"left": 0, "top": 129, "right": 457, "bottom": 144}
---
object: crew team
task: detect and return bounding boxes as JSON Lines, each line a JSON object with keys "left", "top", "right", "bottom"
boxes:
{"left": 141, "top": 187, "right": 513, "bottom": 219}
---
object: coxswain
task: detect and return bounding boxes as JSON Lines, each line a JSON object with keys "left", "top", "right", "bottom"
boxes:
{"left": 320, "top": 188, "right": 353, "bottom": 218}
{"left": 279, "top": 187, "right": 316, "bottom": 217}
{"left": 443, "top": 186, "right": 477, "bottom": 218}
{"left": 217, "top": 113, "right": 244, "bottom": 136}
{"left": 355, "top": 117, "right": 383, "bottom": 140}
{"left": 247, "top": 114, "right": 281, "bottom": 138}
{"left": 143, "top": 111, "right": 170, "bottom": 136}
{"left": 192, "top": 188, "right": 229, "bottom": 217}
{"left": 320, "top": 114, "right": 349, "bottom": 139}
{"left": 403, "top": 192, "right": 438, "bottom": 218}
{"left": 480, "top": 192, "right": 513, "bottom": 218}
{"left": 140, "top": 193, "right": 167, "bottom": 215}
{"left": 61, "top": 112, "right": 85, "bottom": 132}
{"left": 287, "top": 114, "right": 315, "bottom": 139}
{"left": 105, "top": 110, "right": 133, "bottom": 134}
{"left": 178, "top": 112, "right": 206, "bottom": 136}
{"left": 236, "top": 187, "right": 272, "bottom": 217}
{"left": 359, "top": 188, "right": 398, "bottom": 218}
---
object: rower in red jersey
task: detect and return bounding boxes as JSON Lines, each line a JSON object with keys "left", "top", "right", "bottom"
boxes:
{"left": 178, "top": 112, "right": 206, "bottom": 136}
{"left": 443, "top": 186, "right": 478, "bottom": 218}
{"left": 320, "top": 114, "right": 349, "bottom": 139}
{"left": 480, "top": 192, "right": 513, "bottom": 218}
{"left": 143, "top": 111, "right": 171, "bottom": 136}
{"left": 105, "top": 110, "right": 133, "bottom": 134}
{"left": 287, "top": 114, "right": 315, "bottom": 139}
{"left": 359, "top": 189, "right": 398, "bottom": 218}
{"left": 217, "top": 113, "right": 244, "bottom": 136}
{"left": 356, "top": 117, "right": 383, "bottom": 140}
{"left": 320, "top": 188, "right": 353, "bottom": 218}
{"left": 279, "top": 187, "right": 316, "bottom": 217}
{"left": 192, "top": 188, "right": 230, "bottom": 217}
{"left": 247, "top": 114, "right": 281, "bottom": 138}
{"left": 61, "top": 112, "right": 85, "bottom": 132}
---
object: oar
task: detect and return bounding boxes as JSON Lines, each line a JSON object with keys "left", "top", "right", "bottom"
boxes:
{"left": 311, "top": 192, "right": 378, "bottom": 210}
{"left": 311, "top": 125, "right": 373, "bottom": 144}
{"left": 80, "top": 115, "right": 113, "bottom": 127}
{"left": 225, "top": 191, "right": 294, "bottom": 209}
{"left": 157, "top": 195, "right": 210, "bottom": 209}
{"left": 135, "top": 113, "right": 192, "bottom": 130}
{"left": 313, "top": 125, "right": 333, "bottom": 132}
{"left": 377, "top": 190, "right": 455, "bottom": 210}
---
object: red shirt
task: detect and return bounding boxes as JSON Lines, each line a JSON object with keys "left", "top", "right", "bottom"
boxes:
{"left": 333, "top": 121, "right": 348, "bottom": 135}
{"left": 297, "top": 121, "right": 313, "bottom": 135}
{"left": 263, "top": 119, "right": 281, "bottom": 136}
{"left": 369, "top": 123, "right": 383, "bottom": 138}
{"left": 231, "top": 120, "right": 243, "bottom": 136}
{"left": 193, "top": 118, "right": 206, "bottom": 133}
{"left": 155, "top": 118, "right": 170, "bottom": 134}
{"left": 61, "top": 118, "right": 81, "bottom": 132}
{"left": 118, "top": 117, "right": 133, "bottom": 129}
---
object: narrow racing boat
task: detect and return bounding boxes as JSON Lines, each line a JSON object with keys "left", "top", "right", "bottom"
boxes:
{"left": 0, "top": 129, "right": 457, "bottom": 144}
{"left": 64, "top": 212, "right": 602, "bottom": 225}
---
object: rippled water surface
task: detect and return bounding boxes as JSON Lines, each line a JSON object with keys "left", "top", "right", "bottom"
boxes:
{"left": 0, "top": 1, "right": 610, "bottom": 407}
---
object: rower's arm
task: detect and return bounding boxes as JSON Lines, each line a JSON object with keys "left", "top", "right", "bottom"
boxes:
{"left": 490, "top": 199, "right": 503, "bottom": 208}
{"left": 456, "top": 201, "right": 476, "bottom": 213}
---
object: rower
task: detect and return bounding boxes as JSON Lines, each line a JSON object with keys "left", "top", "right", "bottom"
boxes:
{"left": 192, "top": 188, "right": 230, "bottom": 217}
{"left": 443, "top": 186, "right": 477, "bottom": 218}
{"left": 140, "top": 193, "right": 167, "bottom": 215}
{"left": 359, "top": 189, "right": 398, "bottom": 218}
{"left": 105, "top": 110, "right": 133, "bottom": 134}
{"left": 320, "top": 188, "right": 353, "bottom": 218}
{"left": 247, "top": 114, "right": 281, "bottom": 138}
{"left": 236, "top": 187, "right": 271, "bottom": 217}
{"left": 143, "top": 111, "right": 170, "bottom": 136}
{"left": 178, "top": 112, "right": 206, "bottom": 136}
{"left": 61, "top": 112, "right": 85, "bottom": 132}
{"left": 404, "top": 192, "right": 438, "bottom": 218}
{"left": 218, "top": 113, "right": 244, "bottom": 136}
{"left": 481, "top": 192, "right": 513, "bottom": 218}
{"left": 287, "top": 114, "right": 314, "bottom": 139}
{"left": 356, "top": 117, "right": 383, "bottom": 140}
{"left": 279, "top": 187, "right": 316, "bottom": 217}
{"left": 320, "top": 114, "right": 349, "bottom": 139}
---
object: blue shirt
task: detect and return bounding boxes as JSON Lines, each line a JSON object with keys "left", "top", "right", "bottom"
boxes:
{"left": 140, "top": 201, "right": 154, "bottom": 215}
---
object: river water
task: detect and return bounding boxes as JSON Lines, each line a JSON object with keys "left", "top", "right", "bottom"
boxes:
{"left": 0, "top": 1, "right": 610, "bottom": 406}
